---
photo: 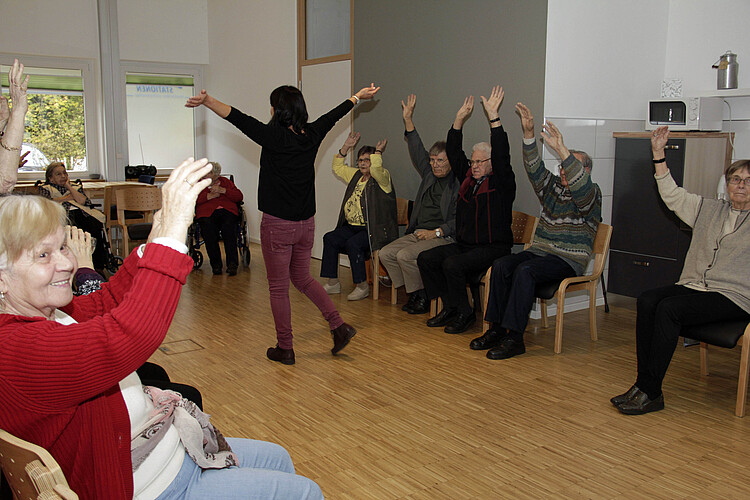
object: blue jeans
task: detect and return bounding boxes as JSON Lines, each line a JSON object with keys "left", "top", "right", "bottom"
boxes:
{"left": 155, "top": 438, "right": 324, "bottom": 499}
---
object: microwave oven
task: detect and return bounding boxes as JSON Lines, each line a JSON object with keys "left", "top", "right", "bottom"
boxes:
{"left": 646, "top": 97, "right": 723, "bottom": 131}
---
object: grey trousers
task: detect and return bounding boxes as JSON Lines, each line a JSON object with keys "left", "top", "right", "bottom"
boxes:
{"left": 378, "top": 233, "right": 451, "bottom": 293}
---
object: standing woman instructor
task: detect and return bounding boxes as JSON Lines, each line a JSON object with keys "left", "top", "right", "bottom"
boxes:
{"left": 186, "top": 83, "right": 380, "bottom": 365}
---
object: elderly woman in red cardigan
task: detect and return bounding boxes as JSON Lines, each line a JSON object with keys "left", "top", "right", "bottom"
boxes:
{"left": 0, "top": 159, "right": 323, "bottom": 499}
{"left": 195, "top": 161, "right": 244, "bottom": 275}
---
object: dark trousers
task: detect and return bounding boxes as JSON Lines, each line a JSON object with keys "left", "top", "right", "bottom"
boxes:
{"left": 417, "top": 241, "right": 511, "bottom": 315}
{"left": 68, "top": 209, "right": 107, "bottom": 270}
{"left": 484, "top": 251, "right": 576, "bottom": 340}
{"left": 635, "top": 284, "right": 749, "bottom": 399}
{"left": 320, "top": 223, "right": 369, "bottom": 284}
{"left": 197, "top": 208, "right": 239, "bottom": 271}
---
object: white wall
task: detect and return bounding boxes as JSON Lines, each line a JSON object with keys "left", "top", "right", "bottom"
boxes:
{"left": 203, "top": 0, "right": 298, "bottom": 243}
{"left": 118, "top": 0, "right": 209, "bottom": 64}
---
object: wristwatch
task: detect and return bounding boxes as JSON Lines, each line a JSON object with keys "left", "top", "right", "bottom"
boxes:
{"left": 435, "top": 228, "right": 442, "bottom": 238}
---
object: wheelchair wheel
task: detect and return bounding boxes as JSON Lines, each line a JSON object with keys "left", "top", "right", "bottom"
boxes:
{"left": 106, "top": 255, "right": 123, "bottom": 274}
{"left": 189, "top": 250, "right": 203, "bottom": 270}
{"left": 241, "top": 244, "right": 251, "bottom": 266}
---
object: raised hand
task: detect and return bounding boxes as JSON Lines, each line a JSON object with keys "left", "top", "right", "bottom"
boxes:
{"left": 185, "top": 89, "right": 208, "bottom": 108}
{"left": 340, "top": 131, "right": 360, "bottom": 156}
{"left": 375, "top": 138, "right": 387, "bottom": 153}
{"left": 355, "top": 83, "right": 381, "bottom": 101}
{"left": 8, "top": 59, "right": 29, "bottom": 114}
{"left": 540, "top": 121, "right": 568, "bottom": 158}
{"left": 66, "top": 225, "right": 94, "bottom": 270}
{"left": 454, "top": 96, "right": 474, "bottom": 129}
{"left": 401, "top": 94, "right": 416, "bottom": 121}
{"left": 651, "top": 126, "right": 669, "bottom": 155}
{"left": 515, "top": 103, "right": 535, "bottom": 139}
{"left": 154, "top": 158, "right": 213, "bottom": 241}
{"left": 480, "top": 85, "right": 504, "bottom": 119}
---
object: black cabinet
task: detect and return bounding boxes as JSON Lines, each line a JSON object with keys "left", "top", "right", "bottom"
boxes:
{"left": 609, "top": 133, "right": 730, "bottom": 297}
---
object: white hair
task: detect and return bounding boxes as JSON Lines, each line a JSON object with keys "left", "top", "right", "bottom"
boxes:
{"left": 472, "top": 142, "right": 491, "bottom": 157}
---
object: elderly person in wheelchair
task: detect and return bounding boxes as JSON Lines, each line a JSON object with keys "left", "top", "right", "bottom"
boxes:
{"left": 0, "top": 159, "right": 323, "bottom": 499}
{"left": 611, "top": 126, "right": 750, "bottom": 415}
{"left": 195, "top": 161, "right": 244, "bottom": 275}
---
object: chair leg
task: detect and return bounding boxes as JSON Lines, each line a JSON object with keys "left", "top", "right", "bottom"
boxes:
{"left": 391, "top": 284, "right": 398, "bottom": 305}
{"left": 554, "top": 291, "right": 566, "bottom": 354}
{"left": 736, "top": 335, "right": 750, "bottom": 417}
{"left": 540, "top": 299, "right": 549, "bottom": 328}
{"left": 482, "top": 268, "right": 491, "bottom": 333}
{"left": 372, "top": 251, "right": 379, "bottom": 301}
{"left": 588, "top": 282, "right": 598, "bottom": 341}
{"left": 700, "top": 342, "right": 709, "bottom": 376}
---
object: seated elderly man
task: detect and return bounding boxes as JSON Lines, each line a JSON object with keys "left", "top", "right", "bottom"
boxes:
{"left": 378, "top": 94, "right": 460, "bottom": 315}
{"left": 417, "top": 85, "right": 516, "bottom": 334}
{"left": 470, "top": 103, "right": 602, "bottom": 360}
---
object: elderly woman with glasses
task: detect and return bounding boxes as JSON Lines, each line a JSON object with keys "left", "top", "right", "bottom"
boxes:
{"left": 321, "top": 132, "right": 398, "bottom": 301}
{"left": 611, "top": 126, "right": 750, "bottom": 415}
{"left": 0, "top": 159, "right": 324, "bottom": 499}
{"left": 417, "top": 85, "right": 516, "bottom": 335}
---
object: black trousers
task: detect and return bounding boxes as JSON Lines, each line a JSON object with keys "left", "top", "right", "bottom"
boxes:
{"left": 484, "top": 251, "right": 576, "bottom": 340}
{"left": 197, "top": 208, "right": 239, "bottom": 271}
{"left": 417, "top": 241, "right": 511, "bottom": 315}
{"left": 635, "top": 284, "right": 749, "bottom": 399}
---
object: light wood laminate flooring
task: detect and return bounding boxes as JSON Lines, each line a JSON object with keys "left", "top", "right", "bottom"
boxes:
{"left": 151, "top": 244, "right": 750, "bottom": 499}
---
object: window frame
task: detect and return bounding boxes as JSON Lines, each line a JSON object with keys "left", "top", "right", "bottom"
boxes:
{"left": 0, "top": 54, "right": 102, "bottom": 181}
{"left": 298, "top": 0, "right": 354, "bottom": 69}
{"left": 118, "top": 60, "right": 205, "bottom": 174}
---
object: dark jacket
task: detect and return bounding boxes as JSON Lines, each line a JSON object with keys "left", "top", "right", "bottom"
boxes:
{"left": 336, "top": 171, "right": 398, "bottom": 252}
{"left": 447, "top": 125, "right": 516, "bottom": 246}
{"left": 404, "top": 129, "right": 460, "bottom": 238}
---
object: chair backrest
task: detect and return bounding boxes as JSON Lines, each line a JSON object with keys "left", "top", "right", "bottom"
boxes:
{"left": 115, "top": 185, "right": 162, "bottom": 226}
{"left": 396, "top": 197, "right": 410, "bottom": 226}
{"left": 589, "top": 222, "right": 614, "bottom": 278}
{"left": 511, "top": 210, "right": 539, "bottom": 248}
{"left": 0, "top": 429, "right": 78, "bottom": 499}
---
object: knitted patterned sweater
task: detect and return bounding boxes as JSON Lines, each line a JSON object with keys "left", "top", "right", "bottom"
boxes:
{"left": 523, "top": 140, "right": 602, "bottom": 275}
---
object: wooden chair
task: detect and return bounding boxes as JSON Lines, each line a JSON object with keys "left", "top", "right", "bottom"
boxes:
{"left": 686, "top": 320, "right": 750, "bottom": 417}
{"left": 115, "top": 185, "right": 162, "bottom": 255}
{"left": 535, "top": 222, "right": 613, "bottom": 354}
{"left": 0, "top": 429, "right": 78, "bottom": 499}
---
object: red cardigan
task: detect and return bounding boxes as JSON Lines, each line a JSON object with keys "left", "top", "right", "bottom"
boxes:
{"left": 0, "top": 244, "right": 192, "bottom": 500}
{"left": 195, "top": 176, "right": 243, "bottom": 219}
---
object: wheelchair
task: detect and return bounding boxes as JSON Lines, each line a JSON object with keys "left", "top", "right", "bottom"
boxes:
{"left": 187, "top": 201, "right": 251, "bottom": 271}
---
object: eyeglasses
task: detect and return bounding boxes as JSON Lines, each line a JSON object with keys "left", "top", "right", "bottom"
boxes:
{"left": 469, "top": 158, "right": 490, "bottom": 167}
{"left": 430, "top": 157, "right": 448, "bottom": 166}
{"left": 357, "top": 158, "right": 371, "bottom": 165}
{"left": 728, "top": 176, "right": 750, "bottom": 186}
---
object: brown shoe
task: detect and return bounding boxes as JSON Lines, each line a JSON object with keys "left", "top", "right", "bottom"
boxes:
{"left": 331, "top": 322, "right": 356, "bottom": 355}
{"left": 266, "top": 345, "right": 295, "bottom": 365}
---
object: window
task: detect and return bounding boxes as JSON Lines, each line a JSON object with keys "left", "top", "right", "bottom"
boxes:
{"left": 125, "top": 72, "right": 196, "bottom": 169}
{"left": 299, "top": 0, "right": 352, "bottom": 64}
{"left": 1, "top": 64, "right": 87, "bottom": 174}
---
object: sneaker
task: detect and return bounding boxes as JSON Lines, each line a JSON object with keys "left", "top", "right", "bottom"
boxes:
{"left": 323, "top": 281, "right": 341, "bottom": 294}
{"left": 347, "top": 284, "right": 369, "bottom": 301}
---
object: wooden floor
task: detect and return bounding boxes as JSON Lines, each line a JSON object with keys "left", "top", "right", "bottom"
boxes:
{"left": 153, "top": 244, "right": 750, "bottom": 499}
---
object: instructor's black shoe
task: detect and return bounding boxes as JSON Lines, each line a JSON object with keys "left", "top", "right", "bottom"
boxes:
{"left": 487, "top": 338, "right": 526, "bottom": 360}
{"left": 444, "top": 312, "right": 476, "bottom": 334}
{"left": 426, "top": 308, "right": 457, "bottom": 327}
{"left": 266, "top": 345, "right": 295, "bottom": 365}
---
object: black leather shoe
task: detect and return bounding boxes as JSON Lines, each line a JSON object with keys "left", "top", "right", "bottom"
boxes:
{"left": 406, "top": 296, "right": 429, "bottom": 315}
{"left": 266, "top": 345, "right": 295, "bottom": 365}
{"left": 227, "top": 266, "right": 238, "bottom": 276}
{"left": 617, "top": 389, "right": 664, "bottom": 415}
{"left": 610, "top": 385, "right": 640, "bottom": 407}
{"left": 470, "top": 329, "right": 507, "bottom": 350}
{"left": 401, "top": 293, "right": 418, "bottom": 312}
{"left": 426, "top": 308, "right": 457, "bottom": 327}
{"left": 444, "top": 312, "right": 476, "bottom": 334}
{"left": 487, "top": 338, "right": 526, "bottom": 360}
{"left": 331, "top": 322, "right": 357, "bottom": 354}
